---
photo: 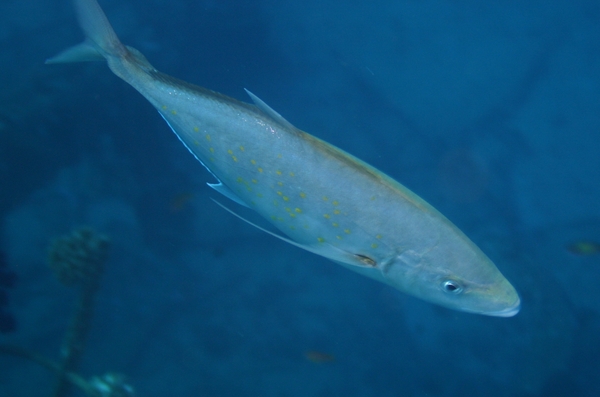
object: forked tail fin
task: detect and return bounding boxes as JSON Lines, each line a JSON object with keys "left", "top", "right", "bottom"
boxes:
{"left": 46, "top": 0, "right": 127, "bottom": 64}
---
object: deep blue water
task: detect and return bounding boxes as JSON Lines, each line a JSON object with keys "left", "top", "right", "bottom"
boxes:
{"left": 1, "top": 0, "right": 599, "bottom": 396}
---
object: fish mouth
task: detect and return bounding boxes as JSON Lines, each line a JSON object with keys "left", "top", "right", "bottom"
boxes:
{"left": 485, "top": 296, "right": 521, "bottom": 317}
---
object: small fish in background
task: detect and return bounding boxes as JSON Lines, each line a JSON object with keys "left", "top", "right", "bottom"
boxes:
{"left": 566, "top": 241, "right": 600, "bottom": 256}
{"left": 169, "top": 192, "right": 195, "bottom": 213}
{"left": 304, "top": 350, "right": 336, "bottom": 364}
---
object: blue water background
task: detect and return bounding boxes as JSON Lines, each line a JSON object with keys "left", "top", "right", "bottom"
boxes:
{"left": 1, "top": 0, "right": 599, "bottom": 395}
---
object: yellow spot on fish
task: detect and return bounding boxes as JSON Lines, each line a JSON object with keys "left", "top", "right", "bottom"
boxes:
{"left": 317, "top": 237, "right": 325, "bottom": 243}
{"left": 371, "top": 243, "right": 378, "bottom": 249}
{"left": 171, "top": 110, "right": 177, "bottom": 115}
{"left": 209, "top": 157, "right": 215, "bottom": 162}
{"left": 246, "top": 187, "right": 252, "bottom": 191}
{"left": 277, "top": 217, "right": 284, "bottom": 221}
{"left": 332, "top": 200, "right": 339, "bottom": 206}
{"left": 332, "top": 222, "right": 339, "bottom": 227}
{"left": 289, "top": 172, "right": 295, "bottom": 177}
{"left": 323, "top": 214, "right": 331, "bottom": 219}
{"left": 258, "top": 168, "right": 263, "bottom": 173}
{"left": 277, "top": 154, "right": 282, "bottom": 158}
{"left": 344, "top": 229, "right": 351, "bottom": 234}
{"left": 193, "top": 140, "right": 199, "bottom": 146}
{"left": 161, "top": 105, "right": 167, "bottom": 110}
{"left": 333, "top": 209, "right": 341, "bottom": 215}
{"left": 299, "top": 192, "right": 307, "bottom": 199}
{"left": 370, "top": 196, "right": 377, "bottom": 201}
{"left": 251, "top": 179, "right": 258, "bottom": 184}
{"left": 251, "top": 159, "right": 257, "bottom": 165}
{"left": 227, "top": 149, "right": 233, "bottom": 155}
{"left": 289, "top": 213, "right": 296, "bottom": 218}
{"left": 277, "top": 191, "right": 283, "bottom": 196}
{"left": 277, "top": 181, "right": 283, "bottom": 186}
{"left": 193, "top": 126, "right": 199, "bottom": 132}
{"left": 239, "top": 146, "right": 245, "bottom": 151}
{"left": 295, "top": 208, "right": 302, "bottom": 213}
{"left": 283, "top": 196, "right": 289, "bottom": 201}
{"left": 232, "top": 156, "right": 238, "bottom": 162}
{"left": 376, "top": 234, "right": 382, "bottom": 239}
{"left": 236, "top": 177, "right": 244, "bottom": 183}
{"left": 256, "top": 193, "right": 263, "bottom": 198}
{"left": 205, "top": 134, "right": 211, "bottom": 141}
{"left": 323, "top": 196, "right": 329, "bottom": 201}
{"left": 285, "top": 207, "right": 291, "bottom": 212}
{"left": 209, "top": 147, "right": 215, "bottom": 153}
{"left": 276, "top": 170, "right": 282, "bottom": 175}
{"left": 336, "top": 235, "right": 343, "bottom": 240}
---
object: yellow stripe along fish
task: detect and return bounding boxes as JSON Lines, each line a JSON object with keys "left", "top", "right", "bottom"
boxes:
{"left": 47, "top": 0, "right": 520, "bottom": 316}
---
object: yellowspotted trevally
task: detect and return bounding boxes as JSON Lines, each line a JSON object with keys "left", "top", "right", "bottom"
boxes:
{"left": 47, "top": 0, "right": 520, "bottom": 316}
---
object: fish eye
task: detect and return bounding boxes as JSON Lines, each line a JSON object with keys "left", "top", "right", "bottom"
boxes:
{"left": 442, "top": 280, "right": 463, "bottom": 294}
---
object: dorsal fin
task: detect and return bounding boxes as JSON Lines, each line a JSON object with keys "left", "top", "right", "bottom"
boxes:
{"left": 245, "top": 89, "right": 296, "bottom": 130}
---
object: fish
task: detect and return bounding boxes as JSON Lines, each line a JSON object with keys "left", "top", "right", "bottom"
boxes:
{"left": 304, "top": 350, "right": 336, "bottom": 363}
{"left": 169, "top": 192, "right": 195, "bottom": 213}
{"left": 47, "top": 0, "right": 520, "bottom": 316}
{"left": 566, "top": 241, "right": 600, "bottom": 256}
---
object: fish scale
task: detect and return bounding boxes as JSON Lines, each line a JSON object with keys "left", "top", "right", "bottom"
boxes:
{"left": 47, "top": 0, "right": 520, "bottom": 316}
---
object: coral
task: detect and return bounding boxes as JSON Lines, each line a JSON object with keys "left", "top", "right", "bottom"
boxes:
{"left": 0, "top": 228, "right": 135, "bottom": 396}
{"left": 0, "top": 345, "right": 135, "bottom": 397}
{"left": 47, "top": 227, "right": 111, "bottom": 397}
{"left": 48, "top": 227, "right": 109, "bottom": 287}
{"left": 89, "top": 373, "right": 135, "bottom": 397}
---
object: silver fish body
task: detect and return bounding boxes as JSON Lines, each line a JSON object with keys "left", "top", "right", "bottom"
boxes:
{"left": 48, "top": 0, "right": 520, "bottom": 316}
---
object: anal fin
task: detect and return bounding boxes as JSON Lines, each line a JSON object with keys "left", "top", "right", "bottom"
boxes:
{"left": 208, "top": 183, "right": 250, "bottom": 208}
{"left": 212, "top": 199, "right": 378, "bottom": 268}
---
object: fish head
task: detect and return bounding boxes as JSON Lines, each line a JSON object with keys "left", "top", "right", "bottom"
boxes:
{"left": 381, "top": 234, "right": 520, "bottom": 317}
